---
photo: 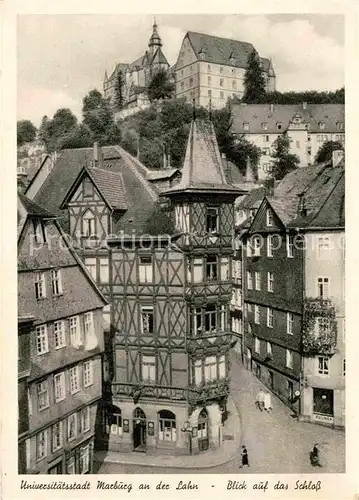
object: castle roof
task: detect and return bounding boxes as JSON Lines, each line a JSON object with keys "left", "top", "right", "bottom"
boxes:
{"left": 184, "top": 31, "right": 271, "bottom": 72}
{"left": 232, "top": 103, "right": 345, "bottom": 135}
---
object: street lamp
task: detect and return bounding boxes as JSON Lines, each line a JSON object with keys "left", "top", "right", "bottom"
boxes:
{"left": 181, "top": 420, "right": 193, "bottom": 455}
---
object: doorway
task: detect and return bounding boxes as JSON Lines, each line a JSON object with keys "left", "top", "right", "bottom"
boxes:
{"left": 198, "top": 408, "right": 209, "bottom": 452}
{"left": 133, "top": 407, "right": 147, "bottom": 452}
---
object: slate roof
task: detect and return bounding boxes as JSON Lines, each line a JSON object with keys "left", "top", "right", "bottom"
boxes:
{"left": 147, "top": 168, "right": 179, "bottom": 181}
{"left": 163, "top": 119, "right": 246, "bottom": 195}
{"left": 18, "top": 192, "right": 55, "bottom": 218}
{"left": 185, "top": 31, "right": 272, "bottom": 72}
{"left": 232, "top": 103, "right": 345, "bottom": 134}
{"left": 32, "top": 146, "right": 158, "bottom": 234}
{"left": 237, "top": 186, "right": 267, "bottom": 210}
{"left": 87, "top": 168, "right": 128, "bottom": 210}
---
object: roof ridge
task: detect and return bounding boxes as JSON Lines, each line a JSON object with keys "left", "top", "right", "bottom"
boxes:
{"left": 187, "top": 30, "right": 254, "bottom": 47}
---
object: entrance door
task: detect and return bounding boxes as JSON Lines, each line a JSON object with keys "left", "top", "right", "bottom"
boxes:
{"left": 133, "top": 407, "right": 147, "bottom": 452}
{"left": 198, "top": 408, "right": 209, "bottom": 452}
{"left": 313, "top": 388, "right": 334, "bottom": 417}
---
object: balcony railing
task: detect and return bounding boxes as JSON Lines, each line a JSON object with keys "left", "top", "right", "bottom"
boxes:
{"left": 188, "top": 378, "right": 230, "bottom": 406}
{"left": 186, "top": 330, "right": 238, "bottom": 352}
{"left": 301, "top": 297, "right": 338, "bottom": 356}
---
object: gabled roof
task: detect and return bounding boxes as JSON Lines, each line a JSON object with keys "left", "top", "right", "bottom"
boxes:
{"left": 237, "top": 186, "right": 267, "bottom": 210}
{"left": 18, "top": 192, "right": 55, "bottom": 218}
{"left": 33, "top": 145, "right": 158, "bottom": 234}
{"left": 185, "top": 31, "right": 270, "bottom": 72}
{"left": 232, "top": 103, "right": 345, "bottom": 134}
{"left": 151, "top": 47, "right": 169, "bottom": 65}
{"left": 60, "top": 167, "right": 128, "bottom": 211}
{"left": 163, "top": 119, "right": 246, "bottom": 195}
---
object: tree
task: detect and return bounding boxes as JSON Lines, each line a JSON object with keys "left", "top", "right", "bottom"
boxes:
{"left": 271, "top": 133, "right": 300, "bottom": 180}
{"left": 17, "top": 120, "right": 37, "bottom": 146}
{"left": 114, "top": 71, "right": 125, "bottom": 110}
{"left": 233, "top": 88, "right": 345, "bottom": 105}
{"left": 55, "top": 124, "right": 93, "bottom": 150}
{"left": 243, "top": 50, "right": 267, "bottom": 103}
{"left": 82, "top": 89, "right": 116, "bottom": 144}
{"left": 315, "top": 140, "right": 344, "bottom": 164}
{"left": 147, "top": 69, "right": 175, "bottom": 102}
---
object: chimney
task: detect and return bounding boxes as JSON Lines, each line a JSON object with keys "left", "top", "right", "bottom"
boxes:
{"left": 163, "top": 146, "right": 167, "bottom": 169}
{"left": 269, "top": 103, "right": 274, "bottom": 114}
{"left": 302, "top": 102, "right": 307, "bottom": 110}
{"left": 245, "top": 156, "right": 254, "bottom": 183}
{"left": 332, "top": 149, "right": 344, "bottom": 167}
{"left": 93, "top": 142, "right": 103, "bottom": 167}
{"left": 167, "top": 154, "right": 171, "bottom": 168}
{"left": 221, "top": 153, "right": 232, "bottom": 183}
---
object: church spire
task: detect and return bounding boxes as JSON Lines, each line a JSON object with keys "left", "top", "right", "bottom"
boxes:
{"left": 148, "top": 17, "right": 162, "bottom": 55}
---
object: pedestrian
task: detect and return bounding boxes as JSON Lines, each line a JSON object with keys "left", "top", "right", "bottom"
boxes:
{"left": 240, "top": 445, "right": 249, "bottom": 468}
{"left": 263, "top": 391, "right": 272, "bottom": 412}
{"left": 255, "top": 390, "right": 264, "bottom": 411}
{"left": 309, "top": 444, "right": 322, "bottom": 467}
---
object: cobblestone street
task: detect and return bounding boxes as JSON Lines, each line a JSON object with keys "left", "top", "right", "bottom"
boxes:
{"left": 98, "top": 353, "right": 345, "bottom": 474}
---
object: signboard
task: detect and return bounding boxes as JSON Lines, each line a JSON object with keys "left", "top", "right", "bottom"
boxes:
{"left": 148, "top": 421, "right": 155, "bottom": 436}
{"left": 313, "top": 413, "right": 334, "bottom": 424}
{"left": 123, "top": 419, "right": 130, "bottom": 433}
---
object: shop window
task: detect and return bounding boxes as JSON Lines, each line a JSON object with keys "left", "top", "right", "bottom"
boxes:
{"left": 158, "top": 410, "right": 176, "bottom": 442}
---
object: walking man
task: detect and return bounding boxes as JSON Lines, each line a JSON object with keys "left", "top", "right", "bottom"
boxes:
{"left": 263, "top": 391, "right": 272, "bottom": 412}
{"left": 240, "top": 445, "right": 249, "bottom": 468}
{"left": 255, "top": 389, "right": 264, "bottom": 411}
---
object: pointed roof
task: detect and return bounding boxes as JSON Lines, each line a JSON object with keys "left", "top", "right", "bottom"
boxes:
{"left": 152, "top": 47, "right": 169, "bottom": 65}
{"left": 149, "top": 19, "right": 162, "bottom": 48}
{"left": 162, "top": 119, "right": 246, "bottom": 196}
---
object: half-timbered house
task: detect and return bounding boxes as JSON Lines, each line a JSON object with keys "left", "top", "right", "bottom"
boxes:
{"left": 17, "top": 193, "right": 107, "bottom": 473}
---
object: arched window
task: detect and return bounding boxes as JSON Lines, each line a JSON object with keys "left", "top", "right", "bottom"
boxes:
{"left": 133, "top": 407, "right": 146, "bottom": 420}
{"left": 108, "top": 405, "right": 122, "bottom": 436}
{"left": 82, "top": 209, "right": 96, "bottom": 237}
{"left": 158, "top": 410, "right": 176, "bottom": 442}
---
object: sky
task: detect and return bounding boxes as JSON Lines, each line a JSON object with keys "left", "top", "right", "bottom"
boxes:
{"left": 17, "top": 14, "right": 344, "bottom": 126}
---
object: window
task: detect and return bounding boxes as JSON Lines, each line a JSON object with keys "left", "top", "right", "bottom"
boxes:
{"left": 262, "top": 147, "right": 270, "bottom": 156}
{"left": 52, "top": 421, "right": 63, "bottom": 452}
{"left": 317, "top": 317, "right": 330, "bottom": 337}
{"left": 35, "top": 273, "right": 46, "bottom": 299}
{"left": 254, "top": 337, "right": 260, "bottom": 354}
{"left": 318, "top": 356, "right": 329, "bottom": 375}
{"left": 84, "top": 258, "right": 96, "bottom": 280}
{"left": 54, "top": 372, "right": 65, "bottom": 402}
{"left": 206, "top": 255, "right": 218, "bottom": 281}
{"left": 247, "top": 303, "right": 252, "bottom": 313}
{"left": 220, "top": 91, "right": 224, "bottom": 100}
{"left": 142, "top": 355, "right": 156, "bottom": 382}
{"left": 317, "top": 237, "right": 330, "bottom": 258}
{"left": 264, "top": 135, "right": 269, "bottom": 143}
{"left": 248, "top": 323, "right": 252, "bottom": 335}
{"left": 295, "top": 140, "right": 300, "bottom": 149}
{"left": 181, "top": 81, "right": 184, "bottom": 90}
{"left": 84, "top": 311, "right": 94, "bottom": 345}
{"left": 81, "top": 406, "right": 91, "bottom": 432}
{"left": 253, "top": 236, "right": 261, "bottom": 256}
{"left": 286, "top": 349, "right": 293, "bottom": 369}
{"left": 261, "top": 122, "right": 268, "bottom": 130}
{"left": 189, "top": 77, "right": 193, "bottom": 86}
{"left": 194, "top": 359, "right": 202, "bottom": 385}
{"left": 243, "top": 122, "right": 249, "bottom": 131}
{"left": 267, "top": 235, "right": 273, "bottom": 257}
{"left": 54, "top": 321, "right": 66, "bottom": 349}
{"left": 69, "top": 366, "right": 80, "bottom": 394}
{"left": 204, "top": 356, "right": 217, "bottom": 382}
{"left": 266, "top": 342, "right": 272, "bottom": 356}
{"left": 255, "top": 272, "right": 261, "bottom": 291}
{"left": 246, "top": 240, "right": 252, "bottom": 257}
{"left": 247, "top": 271, "right": 253, "bottom": 290}
{"left": 219, "top": 78, "right": 224, "bottom": 87}
{"left": 33, "top": 220, "right": 44, "bottom": 244}
{"left": 82, "top": 210, "right": 96, "bottom": 237}
{"left": 139, "top": 256, "right": 153, "bottom": 283}
{"left": 208, "top": 89, "right": 212, "bottom": 97}
{"left": 141, "top": 306, "right": 154, "bottom": 334}
{"left": 67, "top": 413, "right": 77, "bottom": 441}
{"left": 287, "top": 313, "right": 294, "bottom": 335}
{"left": 36, "top": 430, "right": 47, "bottom": 460}
{"left": 191, "top": 258, "right": 203, "bottom": 283}
{"left": 218, "top": 355, "right": 226, "bottom": 378}
{"left": 36, "top": 325, "right": 48, "bottom": 355}
{"left": 220, "top": 67, "right": 223, "bottom": 73}
{"left": 319, "top": 122, "right": 325, "bottom": 130}
{"left": 286, "top": 235, "right": 294, "bottom": 258}
{"left": 220, "top": 257, "right": 229, "bottom": 281}
{"left": 204, "top": 304, "right": 217, "bottom": 331}
{"left": 220, "top": 305, "right": 227, "bottom": 331}
{"left": 109, "top": 409, "right": 122, "bottom": 436}
{"left": 266, "top": 209, "right": 273, "bottom": 227}
{"left": 51, "top": 269, "right": 62, "bottom": 295}
{"left": 37, "top": 380, "right": 49, "bottom": 410}
{"left": 79, "top": 444, "right": 90, "bottom": 474}
{"left": 99, "top": 258, "right": 109, "bottom": 283}
{"left": 317, "top": 277, "right": 329, "bottom": 299}
{"left": 208, "top": 64, "right": 211, "bottom": 72}
{"left": 191, "top": 307, "right": 202, "bottom": 335}
{"left": 83, "top": 177, "right": 93, "bottom": 197}
{"left": 342, "top": 358, "right": 346, "bottom": 376}
{"left": 206, "top": 206, "right": 219, "bottom": 233}
{"left": 83, "top": 360, "right": 93, "bottom": 387}
{"left": 69, "top": 316, "right": 82, "bottom": 347}
{"left": 277, "top": 122, "right": 282, "bottom": 130}
{"left": 254, "top": 305, "right": 260, "bottom": 324}
{"left": 232, "top": 80, "right": 236, "bottom": 89}
{"left": 267, "top": 308, "right": 273, "bottom": 328}
{"left": 267, "top": 272, "right": 274, "bottom": 292}
{"left": 158, "top": 410, "right": 176, "bottom": 442}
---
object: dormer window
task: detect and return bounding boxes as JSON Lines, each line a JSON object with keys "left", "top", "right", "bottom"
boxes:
{"left": 199, "top": 50, "right": 206, "bottom": 60}
{"left": 261, "top": 122, "right": 268, "bottom": 130}
{"left": 83, "top": 177, "right": 94, "bottom": 198}
{"left": 82, "top": 209, "right": 96, "bottom": 237}
{"left": 206, "top": 206, "right": 219, "bottom": 233}
{"left": 277, "top": 123, "right": 282, "bottom": 130}
{"left": 336, "top": 121, "right": 344, "bottom": 131}
{"left": 266, "top": 209, "right": 273, "bottom": 227}
{"left": 243, "top": 122, "right": 249, "bottom": 131}
{"left": 319, "top": 122, "right": 325, "bottom": 130}
{"left": 33, "top": 220, "right": 47, "bottom": 244}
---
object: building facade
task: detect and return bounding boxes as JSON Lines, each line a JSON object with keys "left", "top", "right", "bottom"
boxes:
{"left": 103, "top": 21, "right": 170, "bottom": 118}
{"left": 17, "top": 193, "right": 106, "bottom": 473}
{"left": 231, "top": 103, "right": 345, "bottom": 180}
{"left": 175, "top": 31, "right": 276, "bottom": 110}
